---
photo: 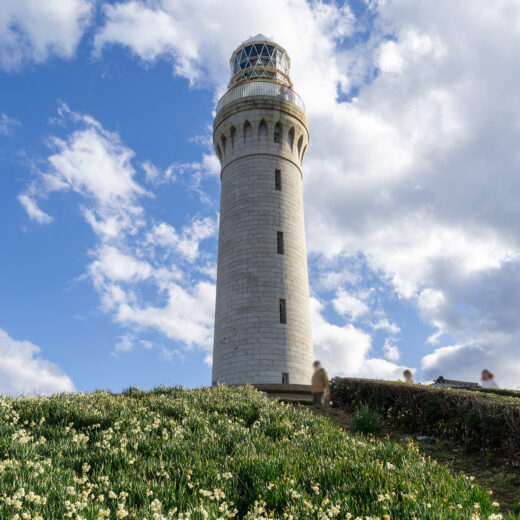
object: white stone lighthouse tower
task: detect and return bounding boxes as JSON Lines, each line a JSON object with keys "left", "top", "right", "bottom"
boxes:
{"left": 212, "top": 35, "right": 313, "bottom": 389}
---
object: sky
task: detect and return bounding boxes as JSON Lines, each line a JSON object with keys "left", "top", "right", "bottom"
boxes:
{"left": 1, "top": 0, "right": 520, "bottom": 395}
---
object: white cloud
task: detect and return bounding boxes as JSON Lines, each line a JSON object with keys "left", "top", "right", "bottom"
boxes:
{"left": 114, "top": 333, "right": 136, "bottom": 353}
{"left": 421, "top": 342, "right": 520, "bottom": 389}
{"left": 46, "top": 127, "right": 146, "bottom": 206}
{"left": 113, "top": 333, "right": 154, "bottom": 355}
{"left": 94, "top": 0, "right": 354, "bottom": 110}
{"left": 146, "top": 216, "right": 217, "bottom": 263}
{"left": 20, "top": 105, "right": 217, "bottom": 357}
{"left": 18, "top": 194, "right": 54, "bottom": 224}
{"left": 20, "top": 103, "right": 147, "bottom": 239}
{"left": 140, "top": 154, "right": 220, "bottom": 205}
{"left": 160, "top": 155, "right": 221, "bottom": 204}
{"left": 0, "top": 112, "right": 21, "bottom": 135}
{"left": 332, "top": 289, "right": 369, "bottom": 319}
{"left": 369, "top": 318, "right": 401, "bottom": 335}
{"left": 304, "top": 1, "right": 520, "bottom": 386}
{"left": 116, "top": 280, "right": 215, "bottom": 350}
{"left": 417, "top": 260, "right": 520, "bottom": 387}
{"left": 0, "top": 328, "right": 75, "bottom": 395}
{"left": 417, "top": 288, "right": 445, "bottom": 314}
{"left": 378, "top": 40, "right": 403, "bottom": 74}
{"left": 316, "top": 267, "right": 359, "bottom": 291}
{"left": 0, "top": 0, "right": 94, "bottom": 70}
{"left": 94, "top": 2, "right": 196, "bottom": 67}
{"left": 311, "top": 297, "right": 371, "bottom": 373}
{"left": 311, "top": 297, "right": 403, "bottom": 380}
{"left": 89, "top": 245, "right": 153, "bottom": 286}
{"left": 382, "top": 339, "right": 400, "bottom": 362}
{"left": 141, "top": 160, "right": 160, "bottom": 183}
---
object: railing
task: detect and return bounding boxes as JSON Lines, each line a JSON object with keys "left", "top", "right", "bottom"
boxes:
{"left": 216, "top": 81, "right": 305, "bottom": 113}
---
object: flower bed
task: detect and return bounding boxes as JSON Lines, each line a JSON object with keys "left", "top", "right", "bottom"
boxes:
{"left": 0, "top": 385, "right": 512, "bottom": 519}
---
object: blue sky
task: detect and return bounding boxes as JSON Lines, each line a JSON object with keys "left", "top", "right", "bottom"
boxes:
{"left": 1, "top": 0, "right": 520, "bottom": 394}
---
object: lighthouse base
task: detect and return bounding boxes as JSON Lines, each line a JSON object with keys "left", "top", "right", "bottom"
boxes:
{"left": 253, "top": 383, "right": 312, "bottom": 402}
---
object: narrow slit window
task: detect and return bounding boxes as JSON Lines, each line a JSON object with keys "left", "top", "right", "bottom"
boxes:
{"left": 282, "top": 372, "right": 289, "bottom": 384}
{"left": 279, "top": 299, "right": 287, "bottom": 324}
{"left": 288, "top": 127, "right": 295, "bottom": 151}
{"left": 230, "top": 126, "right": 236, "bottom": 150}
{"left": 277, "top": 232, "right": 284, "bottom": 254}
{"left": 259, "top": 120, "right": 268, "bottom": 143}
{"left": 275, "top": 169, "right": 281, "bottom": 191}
{"left": 244, "top": 120, "right": 252, "bottom": 142}
{"left": 274, "top": 122, "right": 282, "bottom": 144}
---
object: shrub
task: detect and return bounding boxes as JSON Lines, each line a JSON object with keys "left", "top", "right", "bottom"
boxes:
{"left": 350, "top": 404, "right": 382, "bottom": 433}
{"left": 471, "top": 387, "right": 520, "bottom": 399}
{"left": 330, "top": 377, "right": 520, "bottom": 459}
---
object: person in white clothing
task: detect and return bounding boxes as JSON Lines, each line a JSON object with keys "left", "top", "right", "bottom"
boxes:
{"left": 403, "top": 369, "right": 415, "bottom": 384}
{"left": 479, "top": 369, "right": 499, "bottom": 389}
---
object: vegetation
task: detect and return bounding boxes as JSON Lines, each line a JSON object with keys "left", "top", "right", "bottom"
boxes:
{"left": 312, "top": 405, "right": 520, "bottom": 516}
{"left": 0, "top": 385, "right": 513, "bottom": 519}
{"left": 470, "top": 388, "right": 520, "bottom": 400}
{"left": 330, "top": 378, "right": 520, "bottom": 460}
{"left": 350, "top": 405, "right": 382, "bottom": 434}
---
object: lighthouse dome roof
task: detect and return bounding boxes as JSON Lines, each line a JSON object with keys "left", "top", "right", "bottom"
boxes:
{"left": 243, "top": 34, "right": 274, "bottom": 44}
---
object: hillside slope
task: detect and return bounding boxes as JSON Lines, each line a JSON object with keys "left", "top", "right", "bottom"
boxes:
{"left": 0, "top": 386, "right": 512, "bottom": 519}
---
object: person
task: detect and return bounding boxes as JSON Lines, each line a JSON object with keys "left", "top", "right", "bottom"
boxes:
{"left": 403, "top": 369, "right": 415, "bottom": 384}
{"left": 311, "top": 360, "right": 329, "bottom": 406}
{"left": 480, "top": 369, "right": 499, "bottom": 389}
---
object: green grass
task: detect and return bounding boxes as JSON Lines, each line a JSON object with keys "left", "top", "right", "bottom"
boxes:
{"left": 314, "top": 406, "right": 520, "bottom": 517}
{"left": 0, "top": 386, "right": 514, "bottom": 519}
{"left": 350, "top": 405, "right": 382, "bottom": 434}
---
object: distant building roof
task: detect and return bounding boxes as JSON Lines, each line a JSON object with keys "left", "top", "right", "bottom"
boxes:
{"left": 426, "top": 376, "right": 479, "bottom": 389}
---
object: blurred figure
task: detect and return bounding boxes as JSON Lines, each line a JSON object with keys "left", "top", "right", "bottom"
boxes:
{"left": 403, "top": 369, "right": 415, "bottom": 384}
{"left": 311, "top": 360, "right": 329, "bottom": 406}
{"left": 480, "top": 369, "right": 499, "bottom": 389}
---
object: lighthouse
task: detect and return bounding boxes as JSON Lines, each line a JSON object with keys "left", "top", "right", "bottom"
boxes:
{"left": 212, "top": 35, "right": 313, "bottom": 390}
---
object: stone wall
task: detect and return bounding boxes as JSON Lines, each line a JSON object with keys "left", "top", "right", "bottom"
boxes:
{"left": 212, "top": 96, "right": 313, "bottom": 386}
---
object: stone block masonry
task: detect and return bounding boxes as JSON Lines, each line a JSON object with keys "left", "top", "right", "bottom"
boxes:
{"left": 212, "top": 94, "right": 313, "bottom": 386}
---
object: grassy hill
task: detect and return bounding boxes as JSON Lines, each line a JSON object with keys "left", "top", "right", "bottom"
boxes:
{"left": 0, "top": 386, "right": 513, "bottom": 519}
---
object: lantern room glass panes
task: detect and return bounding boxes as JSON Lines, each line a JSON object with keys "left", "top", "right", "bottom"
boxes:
{"left": 230, "top": 41, "right": 291, "bottom": 87}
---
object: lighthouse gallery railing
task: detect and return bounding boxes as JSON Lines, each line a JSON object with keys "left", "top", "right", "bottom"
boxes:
{"left": 216, "top": 81, "right": 305, "bottom": 114}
